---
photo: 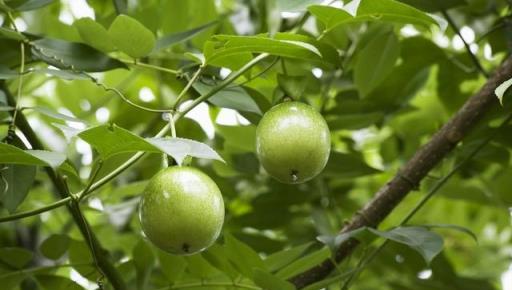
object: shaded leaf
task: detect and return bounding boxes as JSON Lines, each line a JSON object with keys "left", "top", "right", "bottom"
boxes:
{"left": 40, "top": 234, "right": 70, "bottom": 260}
{"left": 31, "top": 38, "right": 127, "bottom": 72}
{"left": 133, "top": 239, "right": 155, "bottom": 290}
{"left": 0, "top": 164, "right": 36, "bottom": 213}
{"left": 0, "top": 27, "right": 26, "bottom": 41}
{"left": 193, "top": 81, "right": 262, "bottom": 114}
{"left": 158, "top": 250, "right": 187, "bottom": 282}
{"left": 154, "top": 20, "right": 218, "bottom": 51}
{"left": 5, "top": 0, "right": 54, "bottom": 11}
{"left": 354, "top": 30, "right": 400, "bottom": 96}
{"left": 253, "top": 269, "right": 295, "bottom": 290}
{"left": 0, "top": 65, "right": 18, "bottom": 80}
{"left": 0, "top": 247, "right": 33, "bottom": 269}
{"left": 224, "top": 233, "right": 266, "bottom": 278}
{"left": 36, "top": 274, "right": 84, "bottom": 290}
{"left": 276, "top": 247, "right": 331, "bottom": 279}
{"left": 264, "top": 242, "right": 313, "bottom": 272}
{"left": 368, "top": 226, "right": 444, "bottom": 264}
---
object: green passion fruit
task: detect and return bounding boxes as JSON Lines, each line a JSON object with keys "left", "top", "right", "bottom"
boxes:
{"left": 139, "top": 166, "right": 224, "bottom": 255}
{"left": 256, "top": 101, "right": 331, "bottom": 184}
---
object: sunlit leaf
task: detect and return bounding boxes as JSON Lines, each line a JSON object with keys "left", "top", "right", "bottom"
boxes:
{"left": 108, "top": 15, "right": 156, "bottom": 58}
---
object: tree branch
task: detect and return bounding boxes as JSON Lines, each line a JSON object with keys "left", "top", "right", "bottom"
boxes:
{"left": 289, "top": 55, "right": 512, "bottom": 288}
{"left": 0, "top": 81, "right": 128, "bottom": 290}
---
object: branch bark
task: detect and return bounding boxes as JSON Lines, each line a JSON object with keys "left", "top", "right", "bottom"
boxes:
{"left": 289, "top": 55, "right": 512, "bottom": 289}
{"left": 0, "top": 81, "right": 128, "bottom": 290}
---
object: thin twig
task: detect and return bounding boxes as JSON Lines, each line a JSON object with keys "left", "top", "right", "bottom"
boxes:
{"left": 442, "top": 10, "right": 489, "bottom": 78}
{"left": 121, "top": 59, "right": 180, "bottom": 75}
{"left": 173, "top": 65, "right": 205, "bottom": 110}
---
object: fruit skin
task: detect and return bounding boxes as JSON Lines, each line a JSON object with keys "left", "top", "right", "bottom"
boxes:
{"left": 139, "top": 166, "right": 224, "bottom": 255}
{"left": 256, "top": 101, "right": 331, "bottom": 184}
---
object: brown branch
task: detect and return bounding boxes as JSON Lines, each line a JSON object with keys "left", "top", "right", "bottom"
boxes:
{"left": 289, "top": 55, "right": 512, "bottom": 289}
{"left": 0, "top": 81, "right": 128, "bottom": 290}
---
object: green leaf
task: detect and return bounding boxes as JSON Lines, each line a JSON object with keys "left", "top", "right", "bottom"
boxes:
{"left": 0, "top": 143, "right": 66, "bottom": 168}
{"left": 327, "top": 112, "right": 385, "bottom": 130}
{"left": 31, "top": 38, "right": 127, "bottom": 72}
{"left": 34, "top": 68, "right": 89, "bottom": 80}
{"left": 302, "top": 270, "right": 354, "bottom": 290}
{"left": 6, "top": 0, "right": 54, "bottom": 11}
{"left": 133, "top": 239, "right": 155, "bottom": 290}
{"left": 264, "top": 242, "right": 313, "bottom": 272}
{"left": 308, "top": 5, "right": 354, "bottom": 32}
{"left": 0, "top": 65, "right": 18, "bottom": 80}
{"left": 0, "top": 247, "right": 33, "bottom": 269}
{"left": 354, "top": 30, "right": 400, "bottom": 96}
{"left": 40, "top": 234, "right": 70, "bottom": 260}
{"left": 108, "top": 14, "right": 156, "bottom": 58}
{"left": 78, "top": 124, "right": 223, "bottom": 164}
{"left": 184, "top": 254, "right": 219, "bottom": 279}
{"left": 309, "top": 0, "right": 437, "bottom": 34}
{"left": 36, "top": 274, "right": 84, "bottom": 290}
{"left": 68, "top": 240, "right": 95, "bottom": 279}
{"left": 158, "top": 250, "right": 187, "bottom": 282}
{"left": 32, "top": 106, "right": 87, "bottom": 123}
{"left": 357, "top": 0, "right": 437, "bottom": 28}
{"left": 323, "top": 152, "right": 380, "bottom": 178}
{"left": 207, "top": 34, "right": 332, "bottom": 67}
{"left": 397, "top": 0, "right": 467, "bottom": 12}
{"left": 277, "top": 0, "right": 322, "bottom": 12}
{"left": 253, "top": 268, "right": 295, "bottom": 290}
{"left": 52, "top": 123, "right": 84, "bottom": 141}
{"left": 317, "top": 227, "right": 367, "bottom": 253}
{"left": 78, "top": 124, "right": 157, "bottom": 160}
{"left": 224, "top": 233, "right": 266, "bottom": 278}
{"left": 193, "top": 81, "right": 262, "bottom": 114}
{"left": 154, "top": 20, "right": 218, "bottom": 52}
{"left": 277, "top": 74, "right": 311, "bottom": 99}
{"left": 73, "top": 17, "right": 115, "bottom": 52}
{"left": 494, "top": 77, "right": 512, "bottom": 106}
{"left": 0, "top": 27, "right": 27, "bottom": 41}
{"left": 201, "top": 244, "right": 239, "bottom": 278}
{"left": 368, "top": 226, "right": 444, "bottom": 264}
{"left": 216, "top": 124, "right": 257, "bottom": 152}
{"left": 422, "top": 224, "right": 478, "bottom": 242}
{"left": 0, "top": 164, "right": 36, "bottom": 213}
{"left": 145, "top": 137, "right": 225, "bottom": 165}
{"left": 276, "top": 247, "right": 331, "bottom": 279}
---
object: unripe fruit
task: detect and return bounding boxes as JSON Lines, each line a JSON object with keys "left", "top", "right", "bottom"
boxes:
{"left": 139, "top": 166, "right": 224, "bottom": 255}
{"left": 256, "top": 101, "right": 330, "bottom": 184}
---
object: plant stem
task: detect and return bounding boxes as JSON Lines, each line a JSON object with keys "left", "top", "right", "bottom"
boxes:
{"left": 0, "top": 53, "right": 269, "bottom": 223}
{"left": 173, "top": 65, "right": 205, "bottom": 110}
{"left": 121, "top": 59, "right": 180, "bottom": 75}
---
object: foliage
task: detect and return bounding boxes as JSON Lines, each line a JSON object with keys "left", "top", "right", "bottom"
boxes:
{"left": 0, "top": 0, "right": 511, "bottom": 290}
